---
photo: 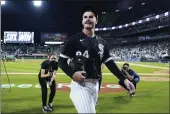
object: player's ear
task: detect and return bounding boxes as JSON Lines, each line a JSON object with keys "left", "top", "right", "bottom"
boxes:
{"left": 95, "top": 17, "right": 98, "bottom": 25}
{"left": 82, "top": 19, "right": 83, "bottom": 26}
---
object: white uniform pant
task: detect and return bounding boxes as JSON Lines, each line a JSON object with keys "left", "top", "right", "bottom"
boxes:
{"left": 70, "top": 79, "right": 99, "bottom": 113}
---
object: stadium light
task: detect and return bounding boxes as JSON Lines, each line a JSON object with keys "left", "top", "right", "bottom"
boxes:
{"left": 112, "top": 27, "right": 115, "bottom": 29}
{"left": 159, "top": 26, "right": 163, "bottom": 28}
{"left": 146, "top": 18, "right": 150, "bottom": 21}
{"left": 103, "top": 28, "right": 106, "bottom": 30}
{"left": 165, "top": 12, "right": 169, "bottom": 16}
{"left": 119, "top": 25, "right": 122, "bottom": 28}
{"left": 1, "top": 0, "right": 5, "bottom": 5}
{"left": 139, "top": 20, "right": 142, "bottom": 23}
{"left": 95, "top": 28, "right": 99, "bottom": 31}
{"left": 115, "top": 10, "right": 119, "bottom": 12}
{"left": 132, "top": 22, "right": 136, "bottom": 25}
{"left": 125, "top": 24, "right": 128, "bottom": 27}
{"left": 45, "top": 42, "right": 64, "bottom": 44}
{"left": 141, "top": 3, "right": 145, "bottom": 5}
{"left": 155, "top": 15, "right": 159, "bottom": 19}
{"left": 33, "top": 0, "right": 42, "bottom": 7}
{"left": 128, "top": 7, "right": 132, "bottom": 10}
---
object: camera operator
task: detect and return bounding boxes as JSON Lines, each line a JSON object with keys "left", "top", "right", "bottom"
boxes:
{"left": 38, "top": 53, "right": 58, "bottom": 113}
{"left": 119, "top": 63, "right": 140, "bottom": 95}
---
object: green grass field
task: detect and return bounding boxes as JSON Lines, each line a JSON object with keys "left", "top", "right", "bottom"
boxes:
{"left": 1, "top": 59, "right": 169, "bottom": 113}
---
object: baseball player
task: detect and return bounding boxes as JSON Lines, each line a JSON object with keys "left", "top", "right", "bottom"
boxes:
{"left": 38, "top": 53, "right": 58, "bottom": 113}
{"left": 58, "top": 8, "right": 135, "bottom": 113}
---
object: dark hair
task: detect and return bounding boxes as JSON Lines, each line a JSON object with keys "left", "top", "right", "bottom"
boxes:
{"left": 48, "top": 53, "right": 56, "bottom": 59}
{"left": 123, "top": 63, "right": 129, "bottom": 67}
{"left": 82, "top": 7, "right": 98, "bottom": 19}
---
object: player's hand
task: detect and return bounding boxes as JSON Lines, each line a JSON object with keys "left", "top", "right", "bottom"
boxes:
{"left": 72, "top": 71, "right": 86, "bottom": 82}
{"left": 124, "top": 79, "right": 135, "bottom": 96}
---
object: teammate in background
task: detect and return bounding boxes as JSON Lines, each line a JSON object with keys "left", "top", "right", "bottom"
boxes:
{"left": 58, "top": 8, "right": 135, "bottom": 113}
{"left": 38, "top": 54, "right": 58, "bottom": 113}
{"left": 119, "top": 63, "right": 140, "bottom": 96}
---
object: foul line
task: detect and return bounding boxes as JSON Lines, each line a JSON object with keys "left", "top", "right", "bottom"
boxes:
{"left": 1, "top": 72, "right": 169, "bottom": 76}
{"left": 116, "top": 62, "right": 169, "bottom": 69}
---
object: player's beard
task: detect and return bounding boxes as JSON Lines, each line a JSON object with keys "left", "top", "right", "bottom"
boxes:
{"left": 84, "top": 23, "right": 95, "bottom": 30}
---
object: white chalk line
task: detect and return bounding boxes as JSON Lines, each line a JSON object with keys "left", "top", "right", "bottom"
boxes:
{"left": 1, "top": 72, "right": 169, "bottom": 76}
{"left": 116, "top": 62, "right": 169, "bottom": 70}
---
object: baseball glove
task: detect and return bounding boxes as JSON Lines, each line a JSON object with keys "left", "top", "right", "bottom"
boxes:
{"left": 69, "top": 55, "right": 88, "bottom": 72}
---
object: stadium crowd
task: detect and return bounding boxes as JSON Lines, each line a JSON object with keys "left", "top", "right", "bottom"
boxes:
{"left": 110, "top": 39, "right": 169, "bottom": 61}
{"left": 1, "top": 38, "right": 169, "bottom": 61}
{"left": 1, "top": 44, "right": 62, "bottom": 56}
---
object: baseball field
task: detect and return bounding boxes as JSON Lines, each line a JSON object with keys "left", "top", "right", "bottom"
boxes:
{"left": 1, "top": 59, "right": 169, "bottom": 113}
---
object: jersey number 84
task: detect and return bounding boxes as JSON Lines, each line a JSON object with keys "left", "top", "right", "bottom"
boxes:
{"left": 76, "top": 50, "right": 89, "bottom": 58}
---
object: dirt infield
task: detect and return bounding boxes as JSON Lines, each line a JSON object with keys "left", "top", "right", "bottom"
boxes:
{"left": 153, "top": 70, "right": 169, "bottom": 74}
{"left": 56, "top": 83, "right": 126, "bottom": 94}
{"left": 55, "top": 77, "right": 169, "bottom": 94}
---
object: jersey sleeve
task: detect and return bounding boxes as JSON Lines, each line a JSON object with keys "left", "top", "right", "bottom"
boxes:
{"left": 102, "top": 43, "right": 112, "bottom": 64}
{"left": 60, "top": 37, "right": 76, "bottom": 59}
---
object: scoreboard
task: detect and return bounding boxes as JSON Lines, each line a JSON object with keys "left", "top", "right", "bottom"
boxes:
{"left": 4, "top": 31, "right": 34, "bottom": 43}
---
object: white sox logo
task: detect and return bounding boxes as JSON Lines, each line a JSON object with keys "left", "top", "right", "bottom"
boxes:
{"left": 98, "top": 44, "right": 104, "bottom": 59}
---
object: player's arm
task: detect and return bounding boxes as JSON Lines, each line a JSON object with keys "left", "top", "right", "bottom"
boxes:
{"left": 58, "top": 57, "right": 75, "bottom": 78}
{"left": 58, "top": 39, "right": 76, "bottom": 78}
{"left": 102, "top": 45, "right": 136, "bottom": 95}
{"left": 104, "top": 60, "right": 127, "bottom": 80}
{"left": 122, "top": 70, "right": 134, "bottom": 81}
{"left": 102, "top": 45, "right": 127, "bottom": 81}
